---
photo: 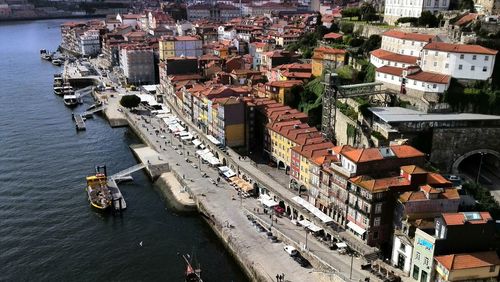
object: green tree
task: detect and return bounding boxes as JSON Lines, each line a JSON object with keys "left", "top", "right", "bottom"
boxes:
{"left": 120, "top": 94, "right": 141, "bottom": 109}
{"left": 359, "top": 35, "right": 381, "bottom": 55}
{"left": 360, "top": 2, "right": 377, "bottom": 22}
{"left": 342, "top": 7, "right": 361, "bottom": 20}
{"left": 418, "top": 11, "right": 439, "bottom": 28}
{"left": 336, "top": 65, "right": 358, "bottom": 82}
{"left": 364, "top": 63, "right": 376, "bottom": 83}
{"left": 341, "top": 22, "right": 354, "bottom": 34}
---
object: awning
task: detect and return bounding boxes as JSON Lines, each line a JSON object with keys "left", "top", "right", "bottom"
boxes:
{"left": 206, "top": 134, "right": 221, "bottom": 145}
{"left": 347, "top": 221, "right": 366, "bottom": 235}
{"left": 307, "top": 223, "right": 322, "bottom": 232}
{"left": 298, "top": 219, "right": 311, "bottom": 227}
{"left": 259, "top": 195, "right": 278, "bottom": 207}
{"left": 192, "top": 139, "right": 202, "bottom": 147}
{"left": 292, "top": 196, "right": 334, "bottom": 223}
{"left": 336, "top": 242, "right": 348, "bottom": 248}
{"left": 218, "top": 166, "right": 230, "bottom": 172}
{"left": 223, "top": 169, "right": 236, "bottom": 178}
{"left": 181, "top": 133, "right": 193, "bottom": 140}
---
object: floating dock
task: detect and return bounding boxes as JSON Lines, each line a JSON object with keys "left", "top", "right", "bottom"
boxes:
{"left": 107, "top": 178, "right": 126, "bottom": 211}
{"left": 73, "top": 113, "right": 86, "bottom": 131}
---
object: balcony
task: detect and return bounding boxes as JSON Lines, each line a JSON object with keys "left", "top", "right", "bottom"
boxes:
{"left": 330, "top": 162, "right": 354, "bottom": 178}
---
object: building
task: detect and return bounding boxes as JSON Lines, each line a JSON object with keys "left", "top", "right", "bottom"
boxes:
{"left": 80, "top": 29, "right": 100, "bottom": 56}
{"left": 410, "top": 212, "right": 498, "bottom": 282}
{"left": 383, "top": 0, "right": 450, "bottom": 25}
{"left": 159, "top": 35, "right": 202, "bottom": 60}
{"left": 265, "top": 80, "right": 303, "bottom": 106}
{"left": 273, "top": 33, "right": 300, "bottom": 47}
{"left": 243, "top": 2, "right": 297, "bottom": 17}
{"left": 474, "top": 0, "right": 500, "bottom": 14}
{"left": 434, "top": 251, "right": 500, "bottom": 282}
{"left": 187, "top": 3, "right": 240, "bottom": 22}
{"left": 312, "top": 46, "right": 347, "bottom": 77}
{"left": 211, "top": 96, "right": 246, "bottom": 147}
{"left": 420, "top": 42, "right": 497, "bottom": 81}
{"left": 391, "top": 170, "right": 461, "bottom": 274}
{"left": 380, "top": 30, "right": 435, "bottom": 57}
{"left": 120, "top": 45, "right": 155, "bottom": 85}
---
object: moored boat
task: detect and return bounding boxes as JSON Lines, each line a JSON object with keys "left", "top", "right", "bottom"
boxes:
{"left": 51, "top": 58, "right": 63, "bottom": 66}
{"left": 54, "top": 86, "right": 63, "bottom": 95}
{"left": 63, "top": 94, "right": 78, "bottom": 107}
{"left": 182, "top": 254, "right": 202, "bottom": 282}
{"left": 86, "top": 166, "right": 113, "bottom": 210}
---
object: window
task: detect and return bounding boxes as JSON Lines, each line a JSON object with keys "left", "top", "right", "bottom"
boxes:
{"left": 485, "top": 56, "right": 489, "bottom": 61}
{"left": 483, "top": 66, "right": 488, "bottom": 72}
{"left": 433, "top": 62, "right": 437, "bottom": 67}
{"left": 473, "top": 55, "right": 477, "bottom": 60}
{"left": 384, "top": 74, "right": 387, "bottom": 78}
{"left": 413, "top": 80, "right": 417, "bottom": 85}
{"left": 424, "top": 50, "right": 428, "bottom": 55}
{"left": 420, "top": 270, "right": 428, "bottom": 282}
{"left": 458, "top": 64, "right": 463, "bottom": 70}
{"left": 447, "top": 53, "right": 450, "bottom": 58}
{"left": 410, "top": 51, "right": 414, "bottom": 56}
{"left": 375, "top": 203, "right": 382, "bottom": 213}
{"left": 416, "top": 252, "right": 421, "bottom": 260}
{"left": 490, "top": 265, "right": 496, "bottom": 272}
{"left": 424, "top": 257, "right": 429, "bottom": 265}
{"left": 460, "top": 54, "right": 464, "bottom": 59}
{"left": 400, "top": 243, "right": 406, "bottom": 251}
{"left": 445, "top": 63, "right": 449, "bottom": 68}
{"left": 413, "top": 265, "right": 420, "bottom": 280}
{"left": 433, "top": 84, "right": 437, "bottom": 89}
{"left": 374, "top": 217, "right": 381, "bottom": 226}
{"left": 434, "top": 51, "right": 438, "bottom": 56}
{"left": 471, "top": 66, "right": 475, "bottom": 71}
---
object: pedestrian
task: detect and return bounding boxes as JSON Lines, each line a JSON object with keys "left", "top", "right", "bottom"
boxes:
{"left": 276, "top": 274, "right": 279, "bottom": 282}
{"left": 278, "top": 274, "right": 283, "bottom": 281}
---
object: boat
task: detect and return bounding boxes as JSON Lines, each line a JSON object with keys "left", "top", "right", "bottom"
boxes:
{"left": 182, "top": 254, "right": 202, "bottom": 282}
{"left": 62, "top": 82, "right": 74, "bottom": 95}
{"left": 54, "top": 86, "right": 63, "bottom": 95}
{"left": 40, "top": 49, "right": 52, "bottom": 61}
{"left": 51, "top": 58, "right": 63, "bottom": 66}
{"left": 85, "top": 166, "right": 113, "bottom": 210}
{"left": 63, "top": 94, "right": 78, "bottom": 107}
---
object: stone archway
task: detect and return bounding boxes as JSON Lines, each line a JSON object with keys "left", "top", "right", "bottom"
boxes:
{"left": 286, "top": 206, "right": 291, "bottom": 216}
{"left": 278, "top": 161, "right": 285, "bottom": 170}
{"left": 222, "top": 157, "right": 227, "bottom": 166}
{"left": 451, "top": 149, "right": 500, "bottom": 174}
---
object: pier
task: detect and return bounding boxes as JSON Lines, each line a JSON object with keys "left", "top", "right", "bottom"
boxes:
{"left": 72, "top": 113, "right": 86, "bottom": 131}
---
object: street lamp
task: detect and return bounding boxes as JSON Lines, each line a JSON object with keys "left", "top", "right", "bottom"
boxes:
{"left": 476, "top": 152, "right": 486, "bottom": 184}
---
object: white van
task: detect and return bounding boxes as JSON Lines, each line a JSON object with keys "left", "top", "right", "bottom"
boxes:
{"left": 284, "top": 245, "right": 297, "bottom": 256}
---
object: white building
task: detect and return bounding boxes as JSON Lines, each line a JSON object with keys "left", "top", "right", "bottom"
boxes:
{"left": 420, "top": 42, "right": 497, "bottom": 80}
{"left": 375, "top": 65, "right": 450, "bottom": 94}
{"left": 80, "top": 29, "right": 100, "bottom": 56}
{"left": 383, "top": 0, "right": 450, "bottom": 25}
{"left": 380, "top": 30, "right": 436, "bottom": 57}
{"left": 120, "top": 45, "right": 155, "bottom": 85}
{"left": 218, "top": 25, "right": 237, "bottom": 41}
{"left": 370, "top": 49, "right": 419, "bottom": 68}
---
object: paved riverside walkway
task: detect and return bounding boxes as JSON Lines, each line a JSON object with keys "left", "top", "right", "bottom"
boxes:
{"left": 153, "top": 102, "right": 390, "bottom": 282}
{"left": 127, "top": 113, "right": 315, "bottom": 281}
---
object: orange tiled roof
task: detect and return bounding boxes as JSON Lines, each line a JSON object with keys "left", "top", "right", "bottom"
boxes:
{"left": 401, "top": 165, "right": 428, "bottom": 175}
{"left": 323, "top": 32, "right": 343, "bottom": 40}
{"left": 442, "top": 212, "right": 492, "bottom": 225}
{"left": 371, "top": 49, "right": 418, "bottom": 65}
{"left": 423, "top": 42, "right": 497, "bottom": 55}
{"left": 435, "top": 251, "right": 500, "bottom": 271}
{"left": 350, "top": 175, "right": 411, "bottom": 193}
{"left": 382, "top": 30, "right": 435, "bottom": 42}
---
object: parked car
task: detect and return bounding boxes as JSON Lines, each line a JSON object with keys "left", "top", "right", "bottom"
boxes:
{"left": 273, "top": 205, "right": 285, "bottom": 214}
{"left": 293, "top": 254, "right": 311, "bottom": 268}
{"left": 283, "top": 245, "right": 297, "bottom": 257}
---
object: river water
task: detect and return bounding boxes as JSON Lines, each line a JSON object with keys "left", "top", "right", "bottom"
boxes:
{"left": 0, "top": 19, "right": 246, "bottom": 281}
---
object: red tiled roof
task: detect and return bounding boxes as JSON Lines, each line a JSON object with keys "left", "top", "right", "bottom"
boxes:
{"left": 371, "top": 49, "right": 418, "bottom": 65}
{"left": 323, "top": 32, "right": 343, "bottom": 40}
{"left": 423, "top": 42, "right": 497, "bottom": 55}
{"left": 376, "top": 66, "right": 450, "bottom": 84}
{"left": 435, "top": 251, "right": 500, "bottom": 271}
{"left": 314, "top": 46, "right": 347, "bottom": 55}
{"left": 267, "top": 80, "right": 303, "bottom": 88}
{"left": 390, "top": 145, "right": 425, "bottom": 159}
{"left": 442, "top": 212, "right": 492, "bottom": 226}
{"left": 351, "top": 175, "right": 411, "bottom": 193}
{"left": 454, "top": 13, "right": 478, "bottom": 26}
{"left": 382, "top": 30, "right": 435, "bottom": 42}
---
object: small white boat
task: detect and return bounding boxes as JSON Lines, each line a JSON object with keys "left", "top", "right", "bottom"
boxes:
{"left": 63, "top": 94, "right": 78, "bottom": 107}
{"left": 54, "top": 86, "right": 63, "bottom": 95}
{"left": 52, "top": 58, "right": 63, "bottom": 66}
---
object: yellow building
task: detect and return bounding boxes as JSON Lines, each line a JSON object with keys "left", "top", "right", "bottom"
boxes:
{"left": 434, "top": 251, "right": 500, "bottom": 282}
{"left": 311, "top": 46, "right": 347, "bottom": 77}
{"left": 290, "top": 140, "right": 334, "bottom": 190}
{"left": 265, "top": 80, "right": 303, "bottom": 105}
{"left": 267, "top": 120, "right": 322, "bottom": 171}
{"left": 159, "top": 35, "right": 202, "bottom": 61}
